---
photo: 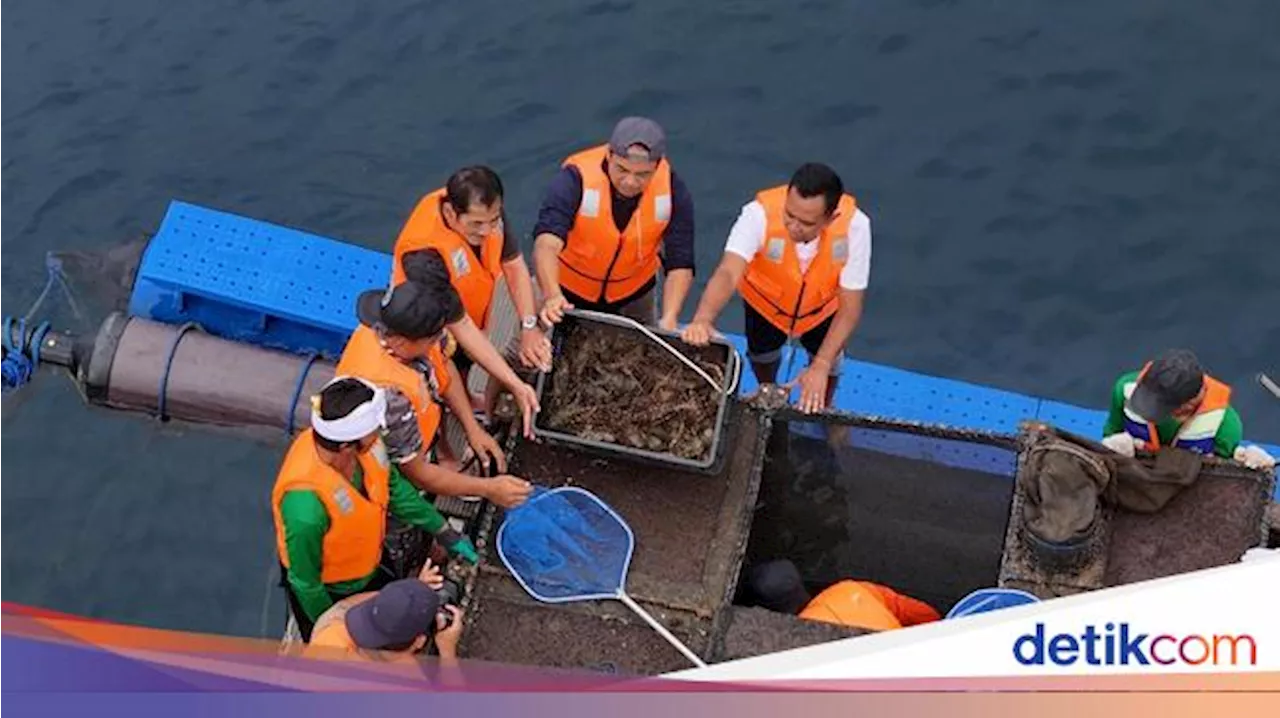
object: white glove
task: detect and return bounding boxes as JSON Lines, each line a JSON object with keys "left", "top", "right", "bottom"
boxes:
{"left": 1233, "top": 444, "right": 1276, "bottom": 470}
{"left": 1101, "top": 433, "right": 1138, "bottom": 458}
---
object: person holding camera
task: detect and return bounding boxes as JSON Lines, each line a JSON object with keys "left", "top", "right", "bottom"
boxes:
{"left": 305, "top": 558, "right": 464, "bottom": 666}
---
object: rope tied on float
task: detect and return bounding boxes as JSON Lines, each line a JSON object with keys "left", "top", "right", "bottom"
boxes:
{"left": 2, "top": 253, "right": 82, "bottom": 393}
{"left": 2, "top": 317, "right": 51, "bottom": 393}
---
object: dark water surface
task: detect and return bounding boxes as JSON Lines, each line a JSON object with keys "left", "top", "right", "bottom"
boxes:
{"left": 3, "top": 0, "right": 1278, "bottom": 637}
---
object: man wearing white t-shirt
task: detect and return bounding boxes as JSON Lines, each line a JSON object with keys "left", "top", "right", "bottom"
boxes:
{"left": 682, "top": 163, "right": 870, "bottom": 414}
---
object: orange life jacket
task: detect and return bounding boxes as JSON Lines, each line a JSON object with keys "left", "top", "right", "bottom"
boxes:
{"left": 390, "top": 188, "right": 506, "bottom": 329}
{"left": 335, "top": 325, "right": 451, "bottom": 448}
{"left": 739, "top": 185, "right": 857, "bottom": 337}
{"left": 1122, "top": 363, "right": 1232, "bottom": 455}
{"left": 799, "top": 580, "right": 941, "bottom": 632}
{"left": 271, "top": 431, "right": 390, "bottom": 584}
{"left": 557, "top": 144, "right": 673, "bottom": 304}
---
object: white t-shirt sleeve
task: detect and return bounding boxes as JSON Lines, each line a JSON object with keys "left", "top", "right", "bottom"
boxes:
{"left": 839, "top": 209, "right": 872, "bottom": 291}
{"left": 723, "top": 201, "right": 768, "bottom": 261}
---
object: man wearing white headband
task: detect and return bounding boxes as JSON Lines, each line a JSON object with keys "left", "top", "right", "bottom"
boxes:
{"left": 270, "top": 376, "right": 480, "bottom": 641}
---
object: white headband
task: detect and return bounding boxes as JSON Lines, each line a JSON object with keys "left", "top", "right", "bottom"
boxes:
{"left": 311, "top": 376, "right": 388, "bottom": 442}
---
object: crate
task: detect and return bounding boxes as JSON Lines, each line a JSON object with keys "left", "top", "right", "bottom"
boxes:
{"left": 533, "top": 311, "right": 741, "bottom": 472}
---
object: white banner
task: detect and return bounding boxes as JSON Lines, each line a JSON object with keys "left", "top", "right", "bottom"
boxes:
{"left": 672, "top": 555, "right": 1280, "bottom": 680}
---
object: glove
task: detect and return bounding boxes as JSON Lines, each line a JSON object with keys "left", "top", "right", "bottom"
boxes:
{"left": 1101, "top": 433, "right": 1138, "bottom": 458}
{"left": 434, "top": 526, "right": 480, "bottom": 564}
{"left": 1233, "top": 445, "right": 1276, "bottom": 471}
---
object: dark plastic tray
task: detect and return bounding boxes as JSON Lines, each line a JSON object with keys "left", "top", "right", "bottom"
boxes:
{"left": 533, "top": 310, "right": 740, "bottom": 472}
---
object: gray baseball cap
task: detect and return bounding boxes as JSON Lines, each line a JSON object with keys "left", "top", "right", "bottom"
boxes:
{"left": 609, "top": 117, "right": 666, "bottom": 161}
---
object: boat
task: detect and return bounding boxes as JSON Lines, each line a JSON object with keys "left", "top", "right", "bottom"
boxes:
{"left": 3, "top": 199, "right": 1275, "bottom": 675}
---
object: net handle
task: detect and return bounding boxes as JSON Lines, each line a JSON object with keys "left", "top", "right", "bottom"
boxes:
{"left": 616, "top": 591, "right": 707, "bottom": 668}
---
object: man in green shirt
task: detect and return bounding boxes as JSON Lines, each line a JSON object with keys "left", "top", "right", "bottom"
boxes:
{"left": 1100, "top": 348, "right": 1272, "bottom": 469}
{"left": 272, "top": 376, "right": 479, "bottom": 641}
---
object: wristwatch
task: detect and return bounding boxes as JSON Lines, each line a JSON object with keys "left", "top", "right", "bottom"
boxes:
{"left": 521, "top": 315, "right": 539, "bottom": 331}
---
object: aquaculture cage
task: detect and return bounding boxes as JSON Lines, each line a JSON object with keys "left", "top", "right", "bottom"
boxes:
{"left": 533, "top": 310, "right": 741, "bottom": 473}
{"left": 735, "top": 403, "right": 1022, "bottom": 618}
{"left": 999, "top": 423, "right": 1275, "bottom": 599}
{"left": 452, "top": 396, "right": 1036, "bottom": 675}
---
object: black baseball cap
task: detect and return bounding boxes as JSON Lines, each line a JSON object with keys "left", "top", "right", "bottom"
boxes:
{"left": 344, "top": 579, "right": 441, "bottom": 650}
{"left": 356, "top": 280, "right": 460, "bottom": 340}
{"left": 1126, "top": 349, "right": 1206, "bottom": 422}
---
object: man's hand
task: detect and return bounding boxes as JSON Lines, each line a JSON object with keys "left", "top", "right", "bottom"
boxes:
{"left": 434, "top": 606, "right": 464, "bottom": 658}
{"left": 795, "top": 361, "right": 830, "bottom": 414}
{"left": 1234, "top": 444, "right": 1276, "bottom": 470}
{"left": 508, "top": 381, "right": 540, "bottom": 439}
{"left": 1101, "top": 433, "right": 1138, "bottom": 458}
{"left": 486, "top": 475, "right": 533, "bottom": 508}
{"left": 465, "top": 427, "right": 507, "bottom": 474}
{"left": 418, "top": 559, "right": 445, "bottom": 590}
{"left": 539, "top": 294, "right": 573, "bottom": 326}
{"left": 518, "top": 328, "right": 553, "bottom": 373}
{"left": 681, "top": 319, "right": 716, "bottom": 347}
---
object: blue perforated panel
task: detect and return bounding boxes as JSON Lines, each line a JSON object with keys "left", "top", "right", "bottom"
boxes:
{"left": 130, "top": 201, "right": 391, "bottom": 357}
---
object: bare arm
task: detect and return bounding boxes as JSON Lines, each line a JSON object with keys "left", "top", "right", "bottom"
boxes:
{"left": 447, "top": 316, "right": 524, "bottom": 394}
{"left": 533, "top": 233, "right": 571, "bottom": 324}
{"left": 693, "top": 253, "right": 748, "bottom": 325}
{"left": 659, "top": 268, "right": 694, "bottom": 330}
{"left": 811, "top": 289, "right": 864, "bottom": 369}
{"left": 446, "top": 315, "right": 540, "bottom": 438}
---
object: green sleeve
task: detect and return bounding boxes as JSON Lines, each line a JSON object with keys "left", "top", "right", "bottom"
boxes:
{"left": 387, "top": 465, "right": 447, "bottom": 534}
{"left": 1101, "top": 372, "right": 1135, "bottom": 436}
{"left": 1214, "top": 407, "right": 1243, "bottom": 459}
{"left": 279, "top": 490, "right": 335, "bottom": 622}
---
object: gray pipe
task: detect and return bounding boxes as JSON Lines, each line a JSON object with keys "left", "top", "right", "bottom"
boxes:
{"left": 80, "top": 312, "right": 335, "bottom": 434}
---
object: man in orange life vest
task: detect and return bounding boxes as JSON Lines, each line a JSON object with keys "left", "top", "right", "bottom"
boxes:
{"left": 305, "top": 559, "right": 463, "bottom": 666}
{"left": 390, "top": 166, "right": 553, "bottom": 381}
{"left": 272, "top": 376, "right": 480, "bottom": 641}
{"left": 682, "top": 163, "right": 871, "bottom": 414}
{"left": 747, "top": 560, "right": 940, "bottom": 633}
{"left": 532, "top": 117, "right": 696, "bottom": 330}
{"left": 336, "top": 278, "right": 534, "bottom": 507}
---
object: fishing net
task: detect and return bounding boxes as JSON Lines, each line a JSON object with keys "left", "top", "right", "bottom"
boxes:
{"left": 495, "top": 486, "right": 707, "bottom": 666}
{"left": 497, "top": 486, "right": 634, "bottom": 602}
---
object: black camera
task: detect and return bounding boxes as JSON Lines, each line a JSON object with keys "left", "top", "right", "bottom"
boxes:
{"left": 436, "top": 578, "right": 462, "bottom": 629}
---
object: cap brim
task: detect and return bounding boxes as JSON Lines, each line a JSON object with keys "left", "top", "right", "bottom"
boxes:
{"left": 1126, "top": 384, "right": 1178, "bottom": 423}
{"left": 355, "top": 290, "right": 385, "bottom": 328}
{"left": 343, "top": 601, "right": 398, "bottom": 650}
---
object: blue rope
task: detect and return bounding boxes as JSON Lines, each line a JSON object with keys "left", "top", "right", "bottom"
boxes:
{"left": 156, "top": 322, "right": 200, "bottom": 421}
{"left": 285, "top": 352, "right": 320, "bottom": 435}
{"left": 2, "top": 317, "right": 51, "bottom": 393}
